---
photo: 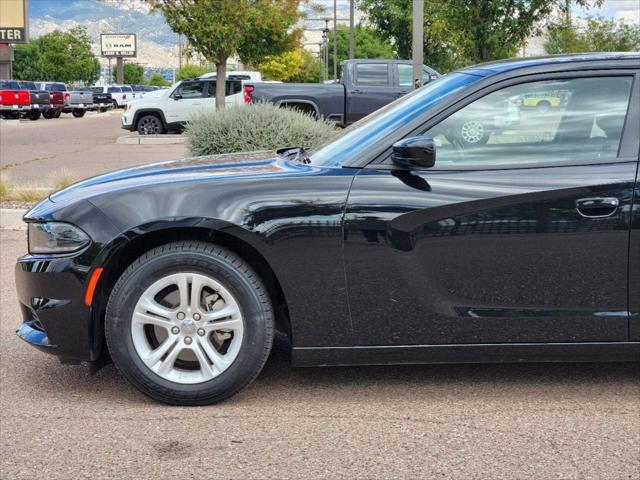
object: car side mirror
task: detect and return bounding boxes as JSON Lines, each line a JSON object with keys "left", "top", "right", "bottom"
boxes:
{"left": 391, "top": 136, "right": 436, "bottom": 169}
{"left": 173, "top": 94, "right": 182, "bottom": 100}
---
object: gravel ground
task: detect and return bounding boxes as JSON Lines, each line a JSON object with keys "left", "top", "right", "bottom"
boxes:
{"left": 1, "top": 228, "right": 639, "bottom": 479}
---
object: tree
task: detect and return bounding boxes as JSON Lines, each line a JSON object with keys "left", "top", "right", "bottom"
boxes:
{"left": 259, "top": 49, "right": 304, "bottom": 81}
{"left": 13, "top": 26, "right": 100, "bottom": 84}
{"left": 147, "top": 73, "right": 170, "bottom": 87}
{"left": 112, "top": 63, "right": 144, "bottom": 84}
{"left": 175, "top": 64, "right": 211, "bottom": 81}
{"left": 288, "top": 48, "right": 321, "bottom": 83}
{"left": 359, "top": 0, "right": 598, "bottom": 71}
{"left": 147, "top": 0, "right": 303, "bottom": 109}
{"left": 545, "top": 15, "right": 640, "bottom": 54}
{"left": 326, "top": 24, "right": 395, "bottom": 78}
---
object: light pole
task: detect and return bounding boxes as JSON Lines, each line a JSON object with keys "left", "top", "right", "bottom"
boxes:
{"left": 412, "top": 0, "right": 424, "bottom": 89}
{"left": 349, "top": 0, "right": 355, "bottom": 59}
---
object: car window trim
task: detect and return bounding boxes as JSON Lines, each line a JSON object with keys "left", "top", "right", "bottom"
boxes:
{"left": 364, "top": 68, "right": 639, "bottom": 172}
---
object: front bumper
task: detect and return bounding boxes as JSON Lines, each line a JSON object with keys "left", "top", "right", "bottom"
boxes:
{"left": 121, "top": 111, "right": 134, "bottom": 130}
{"left": 15, "top": 255, "right": 94, "bottom": 361}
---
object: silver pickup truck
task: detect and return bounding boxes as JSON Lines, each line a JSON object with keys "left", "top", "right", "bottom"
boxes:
{"left": 35, "top": 82, "right": 94, "bottom": 118}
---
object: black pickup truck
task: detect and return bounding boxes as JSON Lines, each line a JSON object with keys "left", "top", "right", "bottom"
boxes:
{"left": 246, "top": 59, "right": 440, "bottom": 126}
{"left": 17, "top": 81, "right": 51, "bottom": 120}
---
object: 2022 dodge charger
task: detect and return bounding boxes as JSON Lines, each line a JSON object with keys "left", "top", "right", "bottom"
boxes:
{"left": 15, "top": 54, "right": 640, "bottom": 405}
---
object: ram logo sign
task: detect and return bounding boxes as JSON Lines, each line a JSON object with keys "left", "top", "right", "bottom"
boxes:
{"left": 0, "top": 0, "right": 28, "bottom": 44}
{"left": 101, "top": 33, "right": 137, "bottom": 57}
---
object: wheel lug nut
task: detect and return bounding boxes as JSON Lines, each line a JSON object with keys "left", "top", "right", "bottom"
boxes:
{"left": 171, "top": 326, "right": 180, "bottom": 334}
{"left": 177, "top": 312, "right": 185, "bottom": 320}
{"left": 193, "top": 313, "right": 201, "bottom": 321}
{"left": 184, "top": 336, "right": 192, "bottom": 345}
{"left": 197, "top": 328, "right": 205, "bottom": 336}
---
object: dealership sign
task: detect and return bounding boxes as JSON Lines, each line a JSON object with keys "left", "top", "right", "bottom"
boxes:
{"left": 0, "top": 0, "right": 28, "bottom": 44}
{"left": 101, "top": 33, "right": 137, "bottom": 57}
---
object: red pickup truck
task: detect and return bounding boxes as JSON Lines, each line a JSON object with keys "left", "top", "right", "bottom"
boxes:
{"left": 0, "top": 80, "right": 31, "bottom": 119}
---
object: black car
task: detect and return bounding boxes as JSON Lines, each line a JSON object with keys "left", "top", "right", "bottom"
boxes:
{"left": 15, "top": 53, "right": 640, "bottom": 405}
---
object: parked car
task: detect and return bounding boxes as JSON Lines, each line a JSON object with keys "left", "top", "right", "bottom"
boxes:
{"left": 247, "top": 59, "right": 440, "bottom": 125}
{"left": 121, "top": 77, "right": 244, "bottom": 134}
{"left": 15, "top": 53, "right": 640, "bottom": 406}
{"left": 78, "top": 87, "right": 113, "bottom": 112}
{"left": 199, "top": 70, "right": 262, "bottom": 82}
{"left": 35, "top": 82, "right": 93, "bottom": 117}
{"left": 0, "top": 80, "right": 31, "bottom": 119}
{"left": 17, "top": 81, "right": 50, "bottom": 120}
{"left": 92, "top": 86, "right": 130, "bottom": 108}
{"left": 34, "top": 82, "right": 65, "bottom": 118}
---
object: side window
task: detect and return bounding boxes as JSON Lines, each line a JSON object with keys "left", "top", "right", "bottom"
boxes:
{"left": 355, "top": 63, "right": 390, "bottom": 87}
{"left": 423, "top": 76, "right": 633, "bottom": 168}
{"left": 174, "top": 82, "right": 204, "bottom": 99}
{"left": 107, "top": 87, "right": 121, "bottom": 94}
{"left": 397, "top": 64, "right": 412, "bottom": 87}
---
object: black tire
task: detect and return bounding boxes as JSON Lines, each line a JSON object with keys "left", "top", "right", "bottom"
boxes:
{"left": 42, "top": 110, "right": 55, "bottom": 119}
{"left": 26, "top": 111, "right": 41, "bottom": 121}
{"left": 105, "top": 241, "right": 274, "bottom": 405}
{"left": 112, "top": 100, "right": 119, "bottom": 109}
{"left": 53, "top": 110, "right": 61, "bottom": 118}
{"left": 137, "top": 114, "right": 165, "bottom": 135}
{"left": 72, "top": 109, "right": 86, "bottom": 118}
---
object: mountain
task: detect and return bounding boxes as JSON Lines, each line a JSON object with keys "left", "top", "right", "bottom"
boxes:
{"left": 28, "top": 0, "right": 180, "bottom": 68}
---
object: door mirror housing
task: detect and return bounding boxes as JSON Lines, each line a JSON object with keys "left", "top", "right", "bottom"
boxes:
{"left": 391, "top": 136, "right": 436, "bottom": 169}
{"left": 173, "top": 93, "right": 182, "bottom": 100}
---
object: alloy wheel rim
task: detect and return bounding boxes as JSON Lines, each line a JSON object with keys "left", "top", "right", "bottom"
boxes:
{"left": 460, "top": 120, "right": 484, "bottom": 143}
{"left": 131, "top": 272, "right": 244, "bottom": 384}
{"left": 140, "top": 118, "right": 159, "bottom": 134}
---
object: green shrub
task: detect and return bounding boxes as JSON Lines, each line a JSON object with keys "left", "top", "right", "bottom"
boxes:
{"left": 185, "top": 103, "right": 339, "bottom": 156}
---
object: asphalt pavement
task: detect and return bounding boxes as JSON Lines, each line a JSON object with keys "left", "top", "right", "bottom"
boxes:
{"left": 0, "top": 228, "right": 639, "bottom": 479}
{"left": 0, "top": 110, "right": 186, "bottom": 189}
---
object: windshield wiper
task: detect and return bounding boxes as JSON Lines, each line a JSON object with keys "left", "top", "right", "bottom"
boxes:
{"left": 276, "top": 146, "right": 311, "bottom": 164}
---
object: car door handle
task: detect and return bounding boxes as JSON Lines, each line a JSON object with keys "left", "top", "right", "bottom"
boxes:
{"left": 351, "top": 89, "right": 363, "bottom": 94}
{"left": 575, "top": 197, "right": 619, "bottom": 218}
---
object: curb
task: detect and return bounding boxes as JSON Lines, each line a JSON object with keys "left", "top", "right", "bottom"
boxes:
{"left": 0, "top": 209, "right": 28, "bottom": 230}
{"left": 117, "top": 134, "right": 185, "bottom": 145}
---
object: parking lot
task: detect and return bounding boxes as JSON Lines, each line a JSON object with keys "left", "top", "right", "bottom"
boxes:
{"left": 1, "top": 105, "right": 639, "bottom": 480}
{"left": 1, "top": 111, "right": 186, "bottom": 190}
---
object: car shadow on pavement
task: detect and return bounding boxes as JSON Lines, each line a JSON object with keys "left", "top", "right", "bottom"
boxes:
{"left": 19, "top": 334, "right": 639, "bottom": 407}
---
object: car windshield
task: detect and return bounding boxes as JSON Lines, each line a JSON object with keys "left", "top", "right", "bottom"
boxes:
{"left": 309, "top": 73, "right": 481, "bottom": 167}
{"left": 46, "top": 83, "right": 67, "bottom": 92}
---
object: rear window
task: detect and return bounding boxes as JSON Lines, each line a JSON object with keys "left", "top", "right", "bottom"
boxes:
{"left": 18, "top": 81, "right": 37, "bottom": 90}
{"left": 1, "top": 80, "right": 21, "bottom": 89}
{"left": 108, "top": 87, "right": 122, "bottom": 93}
{"left": 355, "top": 63, "right": 390, "bottom": 86}
{"left": 121, "top": 86, "right": 133, "bottom": 92}
{"left": 45, "top": 83, "right": 67, "bottom": 92}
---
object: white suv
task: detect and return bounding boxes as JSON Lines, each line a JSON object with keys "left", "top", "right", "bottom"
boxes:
{"left": 121, "top": 78, "right": 244, "bottom": 134}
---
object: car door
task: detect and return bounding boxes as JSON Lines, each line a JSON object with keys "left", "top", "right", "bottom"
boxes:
{"left": 344, "top": 72, "right": 639, "bottom": 346}
{"left": 346, "top": 62, "right": 397, "bottom": 123}
{"left": 164, "top": 81, "right": 206, "bottom": 123}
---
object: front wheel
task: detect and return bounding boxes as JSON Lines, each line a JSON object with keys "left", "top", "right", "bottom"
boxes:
{"left": 457, "top": 119, "right": 490, "bottom": 146}
{"left": 137, "top": 114, "right": 165, "bottom": 135}
{"left": 53, "top": 110, "right": 61, "bottom": 118}
{"left": 72, "top": 109, "right": 86, "bottom": 118}
{"left": 105, "top": 242, "right": 274, "bottom": 405}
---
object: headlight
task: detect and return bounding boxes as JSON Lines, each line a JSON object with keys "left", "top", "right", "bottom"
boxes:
{"left": 28, "top": 222, "right": 90, "bottom": 254}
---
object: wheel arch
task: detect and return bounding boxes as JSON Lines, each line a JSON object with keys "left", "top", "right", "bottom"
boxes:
{"left": 132, "top": 108, "right": 168, "bottom": 130}
{"left": 92, "top": 222, "right": 292, "bottom": 359}
{"left": 276, "top": 99, "right": 320, "bottom": 118}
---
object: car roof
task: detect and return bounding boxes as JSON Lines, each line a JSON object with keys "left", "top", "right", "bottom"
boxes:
{"left": 459, "top": 52, "right": 640, "bottom": 77}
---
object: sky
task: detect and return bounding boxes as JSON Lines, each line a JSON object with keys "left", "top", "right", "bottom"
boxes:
{"left": 573, "top": 0, "right": 640, "bottom": 24}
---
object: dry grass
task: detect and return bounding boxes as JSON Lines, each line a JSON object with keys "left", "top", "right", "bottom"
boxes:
{"left": 49, "top": 168, "right": 76, "bottom": 192}
{"left": 0, "top": 175, "right": 8, "bottom": 201}
{"left": 0, "top": 175, "right": 49, "bottom": 203}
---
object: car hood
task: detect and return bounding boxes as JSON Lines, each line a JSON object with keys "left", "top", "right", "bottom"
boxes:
{"left": 47, "top": 151, "right": 318, "bottom": 207}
